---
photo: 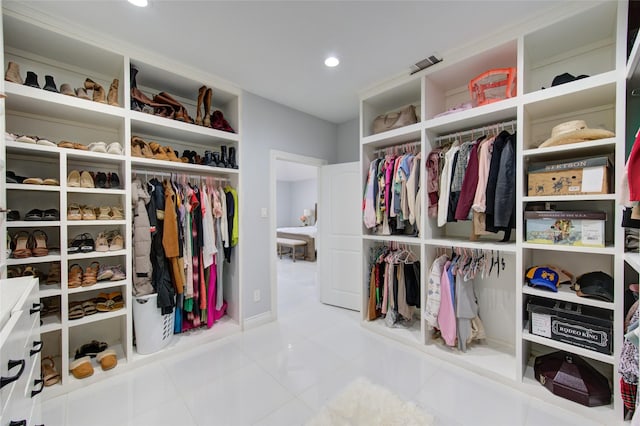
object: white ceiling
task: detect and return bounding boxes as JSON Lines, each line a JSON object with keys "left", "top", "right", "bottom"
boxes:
{"left": 276, "top": 160, "right": 318, "bottom": 182}
{"left": 13, "top": 0, "right": 568, "bottom": 124}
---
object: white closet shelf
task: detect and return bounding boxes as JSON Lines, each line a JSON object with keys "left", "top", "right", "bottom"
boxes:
{"left": 362, "top": 234, "right": 421, "bottom": 244}
{"left": 7, "top": 254, "right": 62, "bottom": 265}
{"left": 425, "top": 238, "right": 517, "bottom": 253}
{"left": 41, "top": 316, "right": 62, "bottom": 334}
{"left": 522, "top": 285, "right": 614, "bottom": 311}
{"left": 131, "top": 157, "right": 239, "bottom": 175}
{"left": 67, "top": 309, "right": 126, "bottom": 328}
{"left": 522, "top": 138, "right": 617, "bottom": 158}
{"left": 67, "top": 220, "right": 126, "bottom": 227}
{"left": 425, "top": 99, "right": 517, "bottom": 135}
{"left": 5, "top": 183, "right": 60, "bottom": 192}
{"left": 130, "top": 111, "right": 239, "bottom": 145}
{"left": 68, "top": 280, "right": 126, "bottom": 295}
{"left": 67, "top": 250, "right": 127, "bottom": 260}
{"left": 627, "top": 33, "right": 640, "bottom": 82}
{"left": 522, "top": 194, "right": 616, "bottom": 202}
{"left": 521, "top": 329, "right": 614, "bottom": 365}
{"left": 625, "top": 252, "right": 640, "bottom": 274}
{"left": 5, "top": 141, "right": 61, "bottom": 157}
{"left": 66, "top": 188, "right": 126, "bottom": 195}
{"left": 361, "top": 122, "right": 422, "bottom": 147}
{"left": 39, "top": 284, "right": 62, "bottom": 298}
{"left": 5, "top": 82, "right": 126, "bottom": 127}
{"left": 65, "top": 150, "right": 125, "bottom": 164}
{"left": 521, "top": 243, "right": 615, "bottom": 255}
{"left": 7, "top": 221, "right": 60, "bottom": 228}
{"left": 522, "top": 72, "right": 616, "bottom": 119}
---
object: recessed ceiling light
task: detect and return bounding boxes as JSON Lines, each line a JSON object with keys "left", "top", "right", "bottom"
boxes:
{"left": 128, "top": 0, "right": 148, "bottom": 7}
{"left": 324, "top": 56, "right": 340, "bottom": 67}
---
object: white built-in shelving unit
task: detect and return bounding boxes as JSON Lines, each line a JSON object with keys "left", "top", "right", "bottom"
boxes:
{"left": 359, "top": 2, "right": 635, "bottom": 424}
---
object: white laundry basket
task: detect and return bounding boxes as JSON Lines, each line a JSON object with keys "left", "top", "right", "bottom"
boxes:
{"left": 133, "top": 293, "right": 174, "bottom": 355}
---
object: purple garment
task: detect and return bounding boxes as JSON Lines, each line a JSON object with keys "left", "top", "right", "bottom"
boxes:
{"left": 455, "top": 140, "right": 481, "bottom": 220}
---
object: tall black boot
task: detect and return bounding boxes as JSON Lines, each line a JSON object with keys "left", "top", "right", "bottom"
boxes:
{"left": 220, "top": 146, "right": 228, "bottom": 168}
{"left": 43, "top": 75, "right": 59, "bottom": 92}
{"left": 24, "top": 71, "right": 40, "bottom": 89}
{"left": 130, "top": 65, "right": 139, "bottom": 89}
{"left": 228, "top": 147, "right": 238, "bottom": 169}
{"left": 212, "top": 152, "right": 221, "bottom": 168}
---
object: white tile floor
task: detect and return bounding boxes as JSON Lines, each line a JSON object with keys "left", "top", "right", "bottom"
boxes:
{"left": 42, "top": 259, "right": 610, "bottom": 426}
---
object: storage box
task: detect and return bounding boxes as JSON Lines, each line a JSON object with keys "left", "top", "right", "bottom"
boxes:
{"left": 524, "top": 211, "right": 606, "bottom": 247}
{"left": 527, "top": 297, "right": 613, "bottom": 354}
{"left": 527, "top": 156, "right": 611, "bottom": 196}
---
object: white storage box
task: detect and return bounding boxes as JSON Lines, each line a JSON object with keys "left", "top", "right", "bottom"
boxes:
{"left": 133, "top": 293, "right": 174, "bottom": 355}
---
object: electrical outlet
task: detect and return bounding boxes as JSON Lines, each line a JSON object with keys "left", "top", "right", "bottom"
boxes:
{"left": 260, "top": 207, "right": 268, "bottom": 218}
{"left": 253, "top": 290, "right": 261, "bottom": 302}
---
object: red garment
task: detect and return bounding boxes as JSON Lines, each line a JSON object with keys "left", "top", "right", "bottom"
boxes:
{"left": 454, "top": 140, "right": 481, "bottom": 220}
{"left": 628, "top": 130, "right": 640, "bottom": 201}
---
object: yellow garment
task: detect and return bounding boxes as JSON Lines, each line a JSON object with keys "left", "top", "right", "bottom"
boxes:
{"left": 225, "top": 186, "right": 239, "bottom": 247}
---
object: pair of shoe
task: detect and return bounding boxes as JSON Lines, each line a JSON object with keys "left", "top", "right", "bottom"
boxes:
{"left": 70, "top": 349, "right": 117, "bottom": 379}
{"left": 87, "top": 141, "right": 123, "bottom": 155}
{"left": 94, "top": 172, "right": 121, "bottom": 189}
{"left": 46, "top": 263, "right": 61, "bottom": 285}
{"left": 10, "top": 230, "right": 48, "bottom": 258}
{"left": 95, "top": 206, "right": 124, "bottom": 220}
{"left": 97, "top": 264, "right": 126, "bottom": 282}
{"left": 67, "top": 170, "right": 94, "bottom": 188}
{"left": 68, "top": 299, "right": 97, "bottom": 319}
{"left": 42, "top": 356, "right": 62, "bottom": 386}
{"left": 148, "top": 141, "right": 182, "bottom": 162}
{"left": 6, "top": 133, "right": 57, "bottom": 147}
{"left": 58, "top": 140, "right": 88, "bottom": 150}
{"left": 95, "top": 292, "right": 124, "bottom": 312}
{"left": 131, "top": 136, "right": 154, "bottom": 158}
{"left": 7, "top": 264, "right": 45, "bottom": 280}
{"left": 96, "top": 230, "right": 124, "bottom": 252}
{"left": 68, "top": 233, "right": 95, "bottom": 254}
{"left": 25, "top": 208, "right": 59, "bottom": 221}
{"left": 22, "top": 176, "right": 59, "bottom": 186}
{"left": 84, "top": 78, "right": 119, "bottom": 106}
{"left": 67, "top": 204, "right": 95, "bottom": 221}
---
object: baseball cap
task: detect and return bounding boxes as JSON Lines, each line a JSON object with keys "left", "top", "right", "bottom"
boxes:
{"left": 539, "top": 265, "right": 574, "bottom": 285}
{"left": 572, "top": 271, "right": 614, "bottom": 302}
{"left": 551, "top": 73, "right": 589, "bottom": 87}
{"left": 525, "top": 267, "right": 559, "bottom": 292}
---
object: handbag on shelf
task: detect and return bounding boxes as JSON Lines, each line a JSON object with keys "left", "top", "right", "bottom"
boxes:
{"left": 371, "top": 105, "right": 417, "bottom": 135}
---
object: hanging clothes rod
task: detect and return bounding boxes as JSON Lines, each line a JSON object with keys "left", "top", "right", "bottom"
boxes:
{"left": 132, "top": 169, "right": 230, "bottom": 183}
{"left": 372, "top": 140, "right": 421, "bottom": 156}
{"left": 434, "top": 119, "right": 517, "bottom": 145}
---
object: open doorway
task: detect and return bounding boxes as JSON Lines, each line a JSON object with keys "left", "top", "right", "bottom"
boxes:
{"left": 269, "top": 151, "right": 326, "bottom": 320}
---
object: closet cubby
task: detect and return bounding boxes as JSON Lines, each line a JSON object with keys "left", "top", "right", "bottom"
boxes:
{"left": 361, "top": 78, "right": 421, "bottom": 140}
{"left": 522, "top": 2, "right": 618, "bottom": 95}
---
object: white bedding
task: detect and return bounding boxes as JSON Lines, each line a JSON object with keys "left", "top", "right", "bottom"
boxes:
{"left": 276, "top": 225, "right": 317, "bottom": 239}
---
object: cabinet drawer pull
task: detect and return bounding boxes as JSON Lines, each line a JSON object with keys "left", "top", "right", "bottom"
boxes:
{"left": 30, "top": 340, "right": 43, "bottom": 356}
{"left": 9, "top": 420, "right": 26, "bottom": 426}
{"left": 31, "top": 378, "right": 44, "bottom": 397}
{"left": 30, "top": 303, "right": 42, "bottom": 315}
{"left": 0, "top": 359, "right": 26, "bottom": 389}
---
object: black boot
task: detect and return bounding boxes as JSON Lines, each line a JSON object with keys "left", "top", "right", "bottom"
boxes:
{"left": 43, "top": 75, "right": 59, "bottom": 92}
{"left": 130, "top": 65, "right": 138, "bottom": 89}
{"left": 228, "top": 147, "right": 238, "bottom": 169}
{"left": 212, "top": 152, "right": 221, "bottom": 167}
{"left": 24, "top": 71, "right": 40, "bottom": 89}
{"left": 181, "top": 150, "right": 192, "bottom": 163}
{"left": 203, "top": 151, "right": 213, "bottom": 166}
{"left": 220, "top": 146, "right": 228, "bottom": 168}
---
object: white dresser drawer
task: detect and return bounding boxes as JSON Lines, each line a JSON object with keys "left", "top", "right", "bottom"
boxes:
{"left": 0, "top": 310, "right": 28, "bottom": 414}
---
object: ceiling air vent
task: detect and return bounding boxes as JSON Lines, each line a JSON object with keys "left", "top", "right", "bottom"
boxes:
{"left": 410, "top": 54, "right": 442, "bottom": 75}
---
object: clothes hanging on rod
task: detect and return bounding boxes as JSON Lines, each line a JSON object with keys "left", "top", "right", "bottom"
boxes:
{"left": 363, "top": 143, "right": 421, "bottom": 236}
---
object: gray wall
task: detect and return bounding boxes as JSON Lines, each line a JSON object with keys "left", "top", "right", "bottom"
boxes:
{"left": 276, "top": 180, "right": 293, "bottom": 227}
{"left": 290, "top": 178, "right": 318, "bottom": 225}
{"left": 336, "top": 118, "right": 359, "bottom": 163}
{"left": 241, "top": 91, "right": 337, "bottom": 319}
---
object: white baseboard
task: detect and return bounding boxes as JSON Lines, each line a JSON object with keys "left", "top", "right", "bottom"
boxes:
{"left": 243, "top": 311, "right": 274, "bottom": 330}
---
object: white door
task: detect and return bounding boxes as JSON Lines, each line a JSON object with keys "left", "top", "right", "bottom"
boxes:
{"left": 318, "top": 162, "right": 361, "bottom": 310}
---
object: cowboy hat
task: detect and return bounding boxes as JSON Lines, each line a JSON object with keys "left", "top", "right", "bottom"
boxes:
{"left": 538, "top": 120, "right": 614, "bottom": 148}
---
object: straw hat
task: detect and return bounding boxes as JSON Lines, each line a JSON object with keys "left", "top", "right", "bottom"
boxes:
{"left": 538, "top": 120, "right": 614, "bottom": 148}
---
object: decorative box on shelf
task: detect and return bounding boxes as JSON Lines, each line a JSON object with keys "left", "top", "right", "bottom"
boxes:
{"left": 524, "top": 210, "right": 606, "bottom": 247}
{"left": 527, "top": 156, "right": 611, "bottom": 196}
{"left": 526, "top": 297, "right": 613, "bottom": 355}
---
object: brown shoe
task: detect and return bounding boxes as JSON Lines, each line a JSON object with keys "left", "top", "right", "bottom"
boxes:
{"left": 75, "top": 87, "right": 91, "bottom": 100}
{"left": 203, "top": 88, "right": 212, "bottom": 127}
{"left": 4, "top": 61, "right": 22, "bottom": 84}
{"left": 60, "top": 83, "right": 76, "bottom": 96}
{"left": 107, "top": 78, "right": 119, "bottom": 106}
{"left": 195, "top": 85, "right": 206, "bottom": 126}
{"left": 84, "top": 78, "right": 107, "bottom": 104}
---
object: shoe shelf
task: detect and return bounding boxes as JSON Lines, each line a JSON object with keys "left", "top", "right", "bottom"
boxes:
{"left": 6, "top": 221, "right": 60, "bottom": 228}
{"left": 625, "top": 252, "right": 640, "bottom": 274}
{"left": 521, "top": 284, "right": 614, "bottom": 311}
{"left": 521, "top": 243, "right": 616, "bottom": 255}
{"left": 522, "top": 328, "right": 614, "bottom": 365}
{"left": 5, "top": 183, "right": 60, "bottom": 192}
{"left": 65, "top": 342, "right": 125, "bottom": 385}
{"left": 64, "top": 149, "right": 125, "bottom": 163}
{"left": 68, "top": 280, "right": 128, "bottom": 295}
{"left": 5, "top": 141, "right": 61, "bottom": 157}
{"left": 66, "top": 187, "right": 126, "bottom": 195}
{"left": 67, "top": 249, "right": 127, "bottom": 261}
{"left": 67, "top": 220, "right": 126, "bottom": 227}
{"left": 130, "top": 156, "right": 239, "bottom": 175}
{"left": 130, "top": 111, "right": 239, "bottom": 145}
{"left": 425, "top": 238, "right": 518, "bottom": 253}
{"left": 67, "top": 309, "right": 126, "bottom": 328}
{"left": 7, "top": 254, "right": 62, "bottom": 266}
{"left": 521, "top": 137, "right": 617, "bottom": 159}
{"left": 522, "top": 194, "right": 616, "bottom": 202}
{"left": 41, "top": 315, "right": 62, "bottom": 334}
{"left": 39, "top": 284, "right": 62, "bottom": 298}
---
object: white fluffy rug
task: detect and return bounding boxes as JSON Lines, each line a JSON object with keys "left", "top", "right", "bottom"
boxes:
{"left": 305, "top": 377, "right": 434, "bottom": 426}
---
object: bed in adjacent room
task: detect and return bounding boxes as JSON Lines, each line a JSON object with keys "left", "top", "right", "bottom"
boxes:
{"left": 276, "top": 225, "right": 317, "bottom": 261}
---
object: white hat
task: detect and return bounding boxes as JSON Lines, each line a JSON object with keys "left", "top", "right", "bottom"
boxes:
{"left": 538, "top": 120, "right": 614, "bottom": 148}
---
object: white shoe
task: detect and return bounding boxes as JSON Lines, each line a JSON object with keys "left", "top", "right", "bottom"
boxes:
{"left": 88, "top": 141, "right": 107, "bottom": 153}
{"left": 106, "top": 142, "right": 123, "bottom": 155}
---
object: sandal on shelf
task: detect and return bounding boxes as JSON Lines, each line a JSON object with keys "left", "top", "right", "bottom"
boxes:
{"left": 67, "top": 203, "right": 82, "bottom": 220}
{"left": 95, "top": 293, "right": 111, "bottom": 312}
{"left": 25, "top": 209, "right": 44, "bottom": 221}
{"left": 58, "top": 140, "right": 75, "bottom": 149}
{"left": 7, "top": 265, "right": 23, "bottom": 278}
{"left": 73, "top": 143, "right": 88, "bottom": 151}
{"left": 79, "top": 233, "right": 95, "bottom": 253}
{"left": 109, "top": 232, "right": 124, "bottom": 251}
{"left": 108, "top": 292, "right": 124, "bottom": 311}
{"left": 82, "top": 261, "right": 99, "bottom": 287}
{"left": 97, "top": 264, "right": 114, "bottom": 281}
{"left": 46, "top": 263, "right": 61, "bottom": 285}
{"left": 41, "top": 356, "right": 61, "bottom": 386}
{"left": 68, "top": 301, "right": 85, "bottom": 320}
{"left": 68, "top": 234, "right": 85, "bottom": 253}
{"left": 67, "top": 170, "right": 81, "bottom": 187}
{"left": 95, "top": 232, "right": 109, "bottom": 252}
{"left": 74, "top": 340, "right": 108, "bottom": 359}
{"left": 69, "top": 356, "right": 93, "bottom": 379}
{"left": 11, "top": 231, "right": 32, "bottom": 258}
{"left": 81, "top": 205, "right": 96, "bottom": 221}
{"left": 68, "top": 264, "right": 83, "bottom": 288}
{"left": 97, "top": 206, "right": 111, "bottom": 220}
{"left": 23, "top": 177, "right": 44, "bottom": 185}
{"left": 96, "top": 349, "right": 117, "bottom": 371}
{"left": 82, "top": 300, "right": 97, "bottom": 316}
{"left": 31, "top": 229, "right": 49, "bottom": 257}
{"left": 110, "top": 206, "right": 124, "bottom": 220}
{"left": 80, "top": 171, "right": 94, "bottom": 188}
{"left": 110, "top": 265, "right": 126, "bottom": 281}
{"left": 43, "top": 209, "right": 60, "bottom": 221}
{"left": 22, "top": 265, "right": 41, "bottom": 280}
